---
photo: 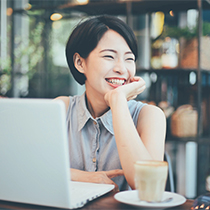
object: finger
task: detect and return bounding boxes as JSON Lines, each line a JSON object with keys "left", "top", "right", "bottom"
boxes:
{"left": 100, "top": 175, "right": 119, "bottom": 192}
{"left": 130, "top": 76, "right": 144, "bottom": 83}
{"left": 129, "top": 83, "right": 146, "bottom": 95}
{"left": 105, "top": 169, "right": 124, "bottom": 178}
{"left": 106, "top": 169, "right": 124, "bottom": 178}
{"left": 130, "top": 76, "right": 140, "bottom": 82}
{"left": 104, "top": 177, "right": 120, "bottom": 192}
{"left": 113, "top": 184, "right": 120, "bottom": 192}
{"left": 125, "top": 84, "right": 145, "bottom": 101}
{"left": 128, "top": 95, "right": 137, "bottom": 101}
{"left": 137, "top": 84, "right": 146, "bottom": 93}
{"left": 108, "top": 180, "right": 119, "bottom": 192}
{"left": 130, "top": 80, "right": 146, "bottom": 91}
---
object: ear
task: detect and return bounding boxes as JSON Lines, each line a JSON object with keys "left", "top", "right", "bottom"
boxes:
{"left": 73, "top": 53, "right": 85, "bottom": 74}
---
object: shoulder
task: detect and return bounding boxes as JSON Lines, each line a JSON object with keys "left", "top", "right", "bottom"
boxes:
{"left": 128, "top": 100, "right": 146, "bottom": 114}
{"left": 54, "top": 96, "right": 70, "bottom": 113}
{"left": 138, "top": 104, "right": 166, "bottom": 126}
{"left": 141, "top": 104, "right": 164, "bottom": 115}
{"left": 136, "top": 105, "right": 166, "bottom": 150}
{"left": 140, "top": 104, "right": 165, "bottom": 119}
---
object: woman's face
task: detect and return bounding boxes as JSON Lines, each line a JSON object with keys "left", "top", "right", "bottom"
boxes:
{"left": 82, "top": 29, "right": 136, "bottom": 98}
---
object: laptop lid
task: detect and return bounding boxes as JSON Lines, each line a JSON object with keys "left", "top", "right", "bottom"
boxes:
{"left": 0, "top": 99, "right": 72, "bottom": 208}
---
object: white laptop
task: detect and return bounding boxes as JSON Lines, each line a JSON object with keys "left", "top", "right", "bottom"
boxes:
{"left": 0, "top": 98, "right": 114, "bottom": 209}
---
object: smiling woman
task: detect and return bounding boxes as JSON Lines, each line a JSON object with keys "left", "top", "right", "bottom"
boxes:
{"left": 55, "top": 15, "right": 166, "bottom": 191}
{"left": 72, "top": 29, "right": 136, "bottom": 97}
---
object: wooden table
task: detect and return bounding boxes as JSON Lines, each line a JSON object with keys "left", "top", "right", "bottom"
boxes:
{"left": 0, "top": 191, "right": 194, "bottom": 210}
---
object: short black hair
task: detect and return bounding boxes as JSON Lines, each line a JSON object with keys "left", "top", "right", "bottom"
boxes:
{"left": 65, "top": 15, "right": 138, "bottom": 85}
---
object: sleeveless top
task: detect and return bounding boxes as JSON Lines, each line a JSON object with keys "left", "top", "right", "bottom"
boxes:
{"left": 66, "top": 93, "right": 146, "bottom": 190}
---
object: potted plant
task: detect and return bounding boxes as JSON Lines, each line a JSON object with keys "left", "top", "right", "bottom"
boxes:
{"left": 160, "top": 22, "right": 210, "bottom": 70}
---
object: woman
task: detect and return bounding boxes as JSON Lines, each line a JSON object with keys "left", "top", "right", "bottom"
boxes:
{"left": 55, "top": 15, "right": 166, "bottom": 191}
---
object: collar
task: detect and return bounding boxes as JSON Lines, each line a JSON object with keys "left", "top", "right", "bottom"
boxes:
{"left": 77, "top": 93, "right": 114, "bottom": 135}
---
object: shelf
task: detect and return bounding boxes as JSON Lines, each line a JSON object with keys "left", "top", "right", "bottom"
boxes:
{"left": 166, "top": 136, "right": 198, "bottom": 143}
{"left": 14, "top": 0, "right": 210, "bottom": 15}
{"left": 60, "top": 0, "right": 210, "bottom": 15}
{"left": 136, "top": 68, "right": 210, "bottom": 74}
{"left": 166, "top": 135, "right": 210, "bottom": 144}
{"left": 198, "top": 137, "right": 210, "bottom": 144}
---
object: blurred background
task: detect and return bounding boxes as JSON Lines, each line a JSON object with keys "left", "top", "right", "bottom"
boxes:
{"left": 1, "top": 0, "right": 210, "bottom": 200}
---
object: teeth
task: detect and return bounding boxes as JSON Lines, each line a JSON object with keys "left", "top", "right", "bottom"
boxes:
{"left": 107, "top": 79, "right": 125, "bottom": 85}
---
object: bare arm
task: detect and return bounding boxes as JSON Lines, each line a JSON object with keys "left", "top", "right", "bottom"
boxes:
{"left": 104, "top": 77, "right": 166, "bottom": 189}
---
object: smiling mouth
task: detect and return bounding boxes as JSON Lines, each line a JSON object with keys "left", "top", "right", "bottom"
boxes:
{"left": 105, "top": 78, "right": 126, "bottom": 86}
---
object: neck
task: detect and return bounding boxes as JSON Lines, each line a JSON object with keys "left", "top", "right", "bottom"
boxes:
{"left": 85, "top": 92, "right": 109, "bottom": 119}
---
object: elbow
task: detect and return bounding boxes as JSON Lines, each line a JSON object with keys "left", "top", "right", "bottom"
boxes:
{"left": 125, "top": 173, "right": 136, "bottom": 190}
{"left": 130, "top": 182, "right": 136, "bottom": 190}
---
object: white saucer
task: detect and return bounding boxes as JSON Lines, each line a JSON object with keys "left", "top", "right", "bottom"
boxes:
{"left": 114, "top": 190, "right": 186, "bottom": 209}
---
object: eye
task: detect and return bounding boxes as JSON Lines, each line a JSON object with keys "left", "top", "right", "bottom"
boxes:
{"left": 103, "top": 55, "right": 114, "bottom": 59}
{"left": 126, "top": 57, "right": 135, "bottom": 61}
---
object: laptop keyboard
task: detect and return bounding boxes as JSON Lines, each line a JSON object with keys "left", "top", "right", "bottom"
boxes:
{"left": 69, "top": 181, "right": 114, "bottom": 208}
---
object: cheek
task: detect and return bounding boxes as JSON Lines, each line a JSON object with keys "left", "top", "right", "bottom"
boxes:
{"left": 126, "top": 63, "right": 136, "bottom": 76}
{"left": 85, "top": 63, "right": 104, "bottom": 82}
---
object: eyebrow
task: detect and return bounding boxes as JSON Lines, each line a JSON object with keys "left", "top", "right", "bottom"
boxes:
{"left": 99, "top": 49, "right": 134, "bottom": 55}
{"left": 99, "top": 49, "right": 116, "bottom": 53}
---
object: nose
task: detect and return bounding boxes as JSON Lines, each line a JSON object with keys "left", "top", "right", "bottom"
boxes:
{"left": 113, "top": 59, "right": 127, "bottom": 75}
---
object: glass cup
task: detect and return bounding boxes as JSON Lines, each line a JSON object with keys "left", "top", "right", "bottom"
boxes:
{"left": 134, "top": 160, "right": 168, "bottom": 202}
